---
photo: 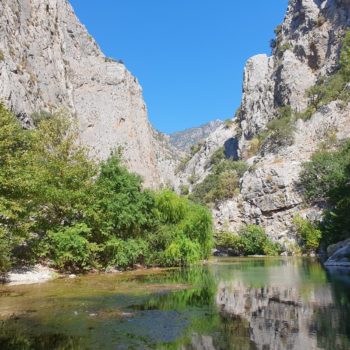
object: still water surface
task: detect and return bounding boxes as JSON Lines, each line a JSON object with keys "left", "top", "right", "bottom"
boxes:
{"left": 0, "top": 258, "right": 349, "bottom": 349}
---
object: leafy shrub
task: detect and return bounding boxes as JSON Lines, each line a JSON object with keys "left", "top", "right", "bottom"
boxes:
{"left": 257, "top": 106, "right": 295, "bottom": 150}
{"left": 0, "top": 50, "right": 4, "bottom": 62}
{"left": 293, "top": 216, "right": 322, "bottom": 253}
{"left": 215, "top": 232, "right": 244, "bottom": 256}
{"left": 190, "top": 160, "right": 247, "bottom": 204}
{"left": 164, "top": 237, "right": 201, "bottom": 266}
{"left": 265, "top": 106, "right": 295, "bottom": 146}
{"left": 276, "top": 43, "right": 292, "bottom": 57}
{"left": 299, "top": 140, "right": 350, "bottom": 245}
{"left": 299, "top": 145, "right": 349, "bottom": 203}
{"left": 263, "top": 240, "right": 283, "bottom": 256}
{"left": 215, "top": 226, "right": 281, "bottom": 256}
{"left": 89, "top": 154, "right": 155, "bottom": 239}
{"left": 207, "top": 147, "right": 226, "bottom": 168}
{"left": 155, "top": 190, "right": 187, "bottom": 224}
{"left": 102, "top": 238, "right": 148, "bottom": 269}
{"left": 30, "top": 110, "right": 53, "bottom": 126}
{"left": 46, "top": 224, "right": 96, "bottom": 271}
{"left": 0, "top": 103, "right": 38, "bottom": 270}
{"left": 179, "top": 184, "right": 189, "bottom": 195}
{"left": 247, "top": 137, "right": 261, "bottom": 157}
{"left": 0, "top": 229, "right": 11, "bottom": 274}
{"left": 302, "top": 31, "right": 350, "bottom": 112}
{"left": 190, "top": 142, "right": 204, "bottom": 156}
{"left": 340, "top": 31, "right": 350, "bottom": 80}
{"left": 224, "top": 119, "right": 233, "bottom": 129}
{"left": 239, "top": 225, "right": 269, "bottom": 255}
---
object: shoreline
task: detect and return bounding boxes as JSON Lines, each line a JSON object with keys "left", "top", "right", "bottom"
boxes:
{"left": 2, "top": 255, "right": 348, "bottom": 287}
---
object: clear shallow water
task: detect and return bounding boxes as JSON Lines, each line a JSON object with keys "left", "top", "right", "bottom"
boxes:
{"left": 0, "top": 258, "right": 349, "bottom": 350}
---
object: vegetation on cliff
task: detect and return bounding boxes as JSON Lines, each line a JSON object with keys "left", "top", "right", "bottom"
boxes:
{"left": 189, "top": 152, "right": 247, "bottom": 205}
{"left": 300, "top": 140, "right": 350, "bottom": 246}
{"left": 0, "top": 105, "right": 213, "bottom": 273}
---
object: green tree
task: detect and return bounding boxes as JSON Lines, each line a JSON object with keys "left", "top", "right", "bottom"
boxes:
{"left": 300, "top": 141, "right": 350, "bottom": 244}
{"left": 30, "top": 113, "right": 97, "bottom": 233}
{"left": 293, "top": 216, "right": 322, "bottom": 253}
{"left": 0, "top": 104, "right": 35, "bottom": 269}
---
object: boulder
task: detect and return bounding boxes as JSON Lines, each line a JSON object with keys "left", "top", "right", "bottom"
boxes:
{"left": 325, "top": 241, "right": 350, "bottom": 267}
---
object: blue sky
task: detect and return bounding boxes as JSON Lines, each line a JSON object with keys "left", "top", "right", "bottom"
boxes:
{"left": 69, "top": 0, "right": 288, "bottom": 134}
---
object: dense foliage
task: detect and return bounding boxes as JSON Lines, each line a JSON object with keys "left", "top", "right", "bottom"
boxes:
{"left": 302, "top": 31, "right": 350, "bottom": 119}
{"left": 300, "top": 140, "right": 350, "bottom": 245}
{"left": 293, "top": 216, "right": 322, "bottom": 253}
{"left": 215, "top": 225, "right": 282, "bottom": 256}
{"left": 0, "top": 105, "right": 213, "bottom": 273}
{"left": 189, "top": 159, "right": 247, "bottom": 205}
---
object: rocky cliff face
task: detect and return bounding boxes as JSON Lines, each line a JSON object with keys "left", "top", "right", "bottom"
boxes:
{"left": 0, "top": 0, "right": 176, "bottom": 188}
{"left": 169, "top": 119, "right": 223, "bottom": 154}
{"left": 174, "top": 122, "right": 238, "bottom": 191}
{"left": 177, "top": 0, "right": 350, "bottom": 245}
{"left": 227, "top": 0, "right": 350, "bottom": 243}
{"left": 1, "top": 0, "right": 350, "bottom": 243}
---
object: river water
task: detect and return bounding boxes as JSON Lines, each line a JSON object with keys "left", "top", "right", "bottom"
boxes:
{"left": 0, "top": 257, "right": 349, "bottom": 349}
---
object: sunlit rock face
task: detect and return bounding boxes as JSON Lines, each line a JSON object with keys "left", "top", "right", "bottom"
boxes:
{"left": 0, "top": 0, "right": 176, "bottom": 188}
{"left": 208, "top": 0, "right": 350, "bottom": 241}
{"left": 174, "top": 123, "right": 239, "bottom": 191}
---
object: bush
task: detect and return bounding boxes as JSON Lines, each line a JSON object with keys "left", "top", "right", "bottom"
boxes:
{"left": 215, "top": 225, "right": 281, "bottom": 256}
{"left": 256, "top": 106, "right": 295, "bottom": 151}
{"left": 263, "top": 240, "right": 283, "bottom": 256}
{"left": 179, "top": 184, "right": 189, "bottom": 195}
{"left": 88, "top": 154, "right": 155, "bottom": 240}
{"left": 247, "top": 137, "right": 261, "bottom": 157}
{"left": 340, "top": 31, "right": 350, "bottom": 80}
{"left": 265, "top": 106, "right": 295, "bottom": 146}
{"left": 0, "top": 50, "right": 4, "bottom": 62}
{"left": 293, "top": 216, "right": 322, "bottom": 253}
{"left": 240, "top": 225, "right": 269, "bottom": 255}
{"left": 102, "top": 238, "right": 148, "bottom": 269}
{"left": 0, "top": 229, "right": 11, "bottom": 274}
{"left": 207, "top": 147, "right": 226, "bottom": 168}
{"left": 299, "top": 141, "right": 350, "bottom": 245}
{"left": 164, "top": 237, "right": 201, "bottom": 266}
{"left": 224, "top": 119, "right": 233, "bottom": 129}
{"left": 299, "top": 146, "right": 349, "bottom": 203}
{"left": 302, "top": 31, "right": 350, "bottom": 112}
{"left": 46, "top": 224, "right": 97, "bottom": 271}
{"left": 190, "top": 160, "right": 248, "bottom": 204}
{"left": 215, "top": 232, "right": 244, "bottom": 256}
{"left": 190, "top": 142, "right": 203, "bottom": 156}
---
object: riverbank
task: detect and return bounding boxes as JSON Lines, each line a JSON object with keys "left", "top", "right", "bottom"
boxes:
{"left": 3, "top": 265, "right": 60, "bottom": 286}
{"left": 2, "top": 264, "right": 170, "bottom": 286}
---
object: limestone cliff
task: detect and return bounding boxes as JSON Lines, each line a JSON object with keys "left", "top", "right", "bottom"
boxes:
{"left": 178, "top": 0, "right": 350, "bottom": 245}
{"left": 0, "top": 0, "right": 176, "bottom": 188}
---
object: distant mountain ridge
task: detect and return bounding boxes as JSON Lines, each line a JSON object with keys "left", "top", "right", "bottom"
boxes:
{"left": 169, "top": 120, "right": 223, "bottom": 153}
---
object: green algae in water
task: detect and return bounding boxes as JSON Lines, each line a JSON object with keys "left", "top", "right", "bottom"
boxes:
{"left": 0, "top": 258, "right": 349, "bottom": 349}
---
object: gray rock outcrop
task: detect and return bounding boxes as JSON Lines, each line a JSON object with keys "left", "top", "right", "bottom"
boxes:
{"left": 325, "top": 239, "right": 350, "bottom": 267}
{"left": 0, "top": 0, "right": 176, "bottom": 188}
{"left": 181, "top": 0, "right": 350, "bottom": 244}
{"left": 169, "top": 119, "right": 223, "bottom": 154}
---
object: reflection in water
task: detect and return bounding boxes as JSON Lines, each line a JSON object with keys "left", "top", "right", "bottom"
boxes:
{"left": 0, "top": 258, "right": 349, "bottom": 350}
